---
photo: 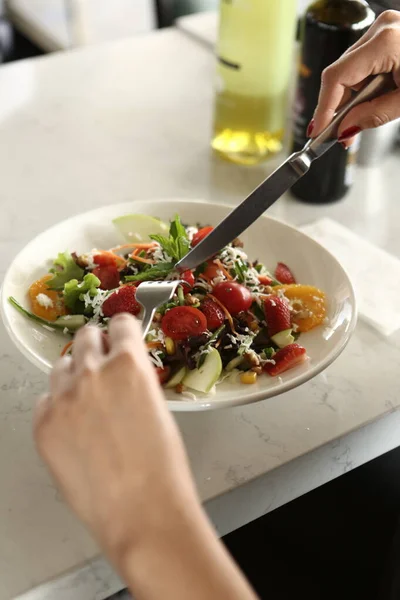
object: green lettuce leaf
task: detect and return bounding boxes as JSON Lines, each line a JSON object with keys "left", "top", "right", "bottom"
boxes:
{"left": 47, "top": 252, "right": 84, "bottom": 291}
{"left": 63, "top": 273, "right": 100, "bottom": 313}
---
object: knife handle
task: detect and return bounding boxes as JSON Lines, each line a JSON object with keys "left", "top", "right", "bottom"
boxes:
{"left": 306, "top": 72, "right": 398, "bottom": 156}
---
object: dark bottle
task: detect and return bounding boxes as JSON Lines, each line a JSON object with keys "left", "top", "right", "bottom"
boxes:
{"left": 290, "top": 0, "right": 375, "bottom": 204}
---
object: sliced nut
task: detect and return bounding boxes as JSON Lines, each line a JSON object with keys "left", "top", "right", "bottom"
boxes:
{"left": 185, "top": 293, "right": 197, "bottom": 305}
{"left": 244, "top": 350, "right": 260, "bottom": 367}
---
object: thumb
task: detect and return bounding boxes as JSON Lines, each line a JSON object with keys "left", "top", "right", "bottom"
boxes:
{"left": 338, "top": 87, "right": 400, "bottom": 143}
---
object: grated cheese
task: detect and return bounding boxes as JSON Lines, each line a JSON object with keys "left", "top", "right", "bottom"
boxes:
{"left": 227, "top": 331, "right": 255, "bottom": 353}
{"left": 218, "top": 246, "right": 262, "bottom": 292}
{"left": 152, "top": 243, "right": 172, "bottom": 263}
{"left": 195, "top": 280, "right": 212, "bottom": 293}
{"left": 83, "top": 288, "right": 110, "bottom": 322}
{"left": 210, "top": 271, "right": 225, "bottom": 286}
{"left": 186, "top": 226, "right": 198, "bottom": 242}
{"left": 219, "top": 246, "right": 248, "bottom": 268}
{"left": 149, "top": 349, "right": 164, "bottom": 369}
{"left": 36, "top": 293, "right": 53, "bottom": 309}
{"left": 147, "top": 327, "right": 165, "bottom": 344}
{"left": 83, "top": 251, "right": 97, "bottom": 270}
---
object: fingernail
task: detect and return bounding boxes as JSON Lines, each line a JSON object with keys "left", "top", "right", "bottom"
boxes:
{"left": 338, "top": 126, "right": 362, "bottom": 142}
{"left": 306, "top": 119, "right": 315, "bottom": 138}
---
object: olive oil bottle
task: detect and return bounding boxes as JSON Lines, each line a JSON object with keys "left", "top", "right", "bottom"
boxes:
{"left": 290, "top": 0, "right": 375, "bottom": 203}
{"left": 211, "top": 0, "right": 298, "bottom": 166}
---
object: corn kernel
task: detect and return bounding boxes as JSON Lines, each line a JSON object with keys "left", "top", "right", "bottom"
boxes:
{"left": 240, "top": 371, "right": 258, "bottom": 385}
{"left": 165, "top": 337, "right": 175, "bottom": 355}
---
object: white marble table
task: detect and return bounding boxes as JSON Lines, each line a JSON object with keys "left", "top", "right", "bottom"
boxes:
{"left": 1, "top": 26, "right": 400, "bottom": 600}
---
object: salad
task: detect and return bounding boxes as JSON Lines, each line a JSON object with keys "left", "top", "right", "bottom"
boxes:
{"left": 9, "top": 214, "right": 327, "bottom": 396}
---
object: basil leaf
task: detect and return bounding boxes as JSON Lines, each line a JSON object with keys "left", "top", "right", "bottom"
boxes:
{"left": 149, "top": 234, "right": 176, "bottom": 258}
{"left": 125, "top": 262, "right": 174, "bottom": 282}
{"left": 150, "top": 215, "right": 190, "bottom": 262}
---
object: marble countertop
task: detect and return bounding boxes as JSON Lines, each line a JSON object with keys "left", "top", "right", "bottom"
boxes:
{"left": 1, "top": 26, "right": 400, "bottom": 600}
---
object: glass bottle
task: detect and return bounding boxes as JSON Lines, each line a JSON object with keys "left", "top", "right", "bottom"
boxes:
{"left": 290, "top": 0, "right": 375, "bottom": 203}
{"left": 211, "top": 0, "right": 298, "bottom": 166}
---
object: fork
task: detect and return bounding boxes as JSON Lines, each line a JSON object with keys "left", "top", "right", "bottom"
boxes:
{"left": 136, "top": 280, "right": 182, "bottom": 339}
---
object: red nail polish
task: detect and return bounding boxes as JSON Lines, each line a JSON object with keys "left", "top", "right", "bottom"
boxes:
{"left": 338, "top": 126, "right": 361, "bottom": 142}
{"left": 306, "top": 119, "right": 315, "bottom": 138}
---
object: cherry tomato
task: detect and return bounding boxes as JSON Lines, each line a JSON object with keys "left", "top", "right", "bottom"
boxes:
{"left": 201, "top": 298, "right": 225, "bottom": 330}
{"left": 155, "top": 366, "right": 171, "bottom": 385}
{"left": 181, "top": 270, "right": 195, "bottom": 289}
{"left": 192, "top": 226, "right": 213, "bottom": 247}
{"left": 203, "top": 261, "right": 223, "bottom": 281}
{"left": 161, "top": 306, "right": 207, "bottom": 341}
{"left": 93, "top": 252, "right": 117, "bottom": 267}
{"left": 92, "top": 265, "right": 120, "bottom": 290}
{"left": 212, "top": 281, "right": 253, "bottom": 315}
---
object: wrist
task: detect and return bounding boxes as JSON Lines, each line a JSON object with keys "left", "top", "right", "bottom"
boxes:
{"left": 109, "top": 493, "right": 257, "bottom": 600}
{"left": 111, "top": 488, "right": 208, "bottom": 592}
{"left": 101, "top": 479, "right": 202, "bottom": 571}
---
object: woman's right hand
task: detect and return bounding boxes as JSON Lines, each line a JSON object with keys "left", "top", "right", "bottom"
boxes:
{"left": 312, "top": 10, "right": 400, "bottom": 146}
{"left": 34, "top": 315, "right": 258, "bottom": 600}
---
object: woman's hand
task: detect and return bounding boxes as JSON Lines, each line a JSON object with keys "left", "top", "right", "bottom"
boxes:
{"left": 34, "top": 314, "right": 258, "bottom": 600}
{"left": 312, "top": 10, "right": 400, "bottom": 146}
{"left": 34, "top": 315, "right": 197, "bottom": 559}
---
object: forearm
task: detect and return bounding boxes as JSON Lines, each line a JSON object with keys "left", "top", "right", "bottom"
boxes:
{"left": 114, "top": 498, "right": 258, "bottom": 600}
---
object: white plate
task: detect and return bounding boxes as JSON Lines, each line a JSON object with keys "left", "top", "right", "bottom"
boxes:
{"left": 1, "top": 199, "right": 357, "bottom": 411}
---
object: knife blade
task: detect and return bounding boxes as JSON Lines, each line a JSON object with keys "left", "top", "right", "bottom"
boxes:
{"left": 176, "top": 156, "right": 312, "bottom": 272}
{"left": 176, "top": 73, "right": 396, "bottom": 273}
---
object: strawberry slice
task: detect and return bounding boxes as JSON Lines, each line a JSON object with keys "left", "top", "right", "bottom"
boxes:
{"left": 275, "top": 262, "right": 296, "bottom": 284}
{"left": 264, "top": 343, "right": 307, "bottom": 377}
{"left": 264, "top": 296, "right": 291, "bottom": 337}
{"left": 92, "top": 264, "right": 120, "bottom": 291}
{"left": 201, "top": 297, "right": 225, "bottom": 330}
{"left": 155, "top": 366, "right": 171, "bottom": 385}
{"left": 102, "top": 285, "right": 141, "bottom": 317}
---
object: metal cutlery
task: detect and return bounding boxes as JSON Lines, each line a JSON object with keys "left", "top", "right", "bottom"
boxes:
{"left": 137, "top": 73, "right": 397, "bottom": 338}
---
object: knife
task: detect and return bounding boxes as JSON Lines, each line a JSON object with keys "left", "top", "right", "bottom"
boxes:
{"left": 176, "top": 73, "right": 397, "bottom": 273}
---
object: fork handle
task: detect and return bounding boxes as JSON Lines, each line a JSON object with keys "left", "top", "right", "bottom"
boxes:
{"left": 141, "top": 308, "right": 157, "bottom": 340}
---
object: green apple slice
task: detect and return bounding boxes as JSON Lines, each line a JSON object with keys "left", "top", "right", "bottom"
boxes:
{"left": 271, "top": 329, "right": 294, "bottom": 349}
{"left": 113, "top": 214, "right": 169, "bottom": 243}
{"left": 165, "top": 366, "right": 187, "bottom": 389}
{"left": 183, "top": 348, "right": 223, "bottom": 394}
